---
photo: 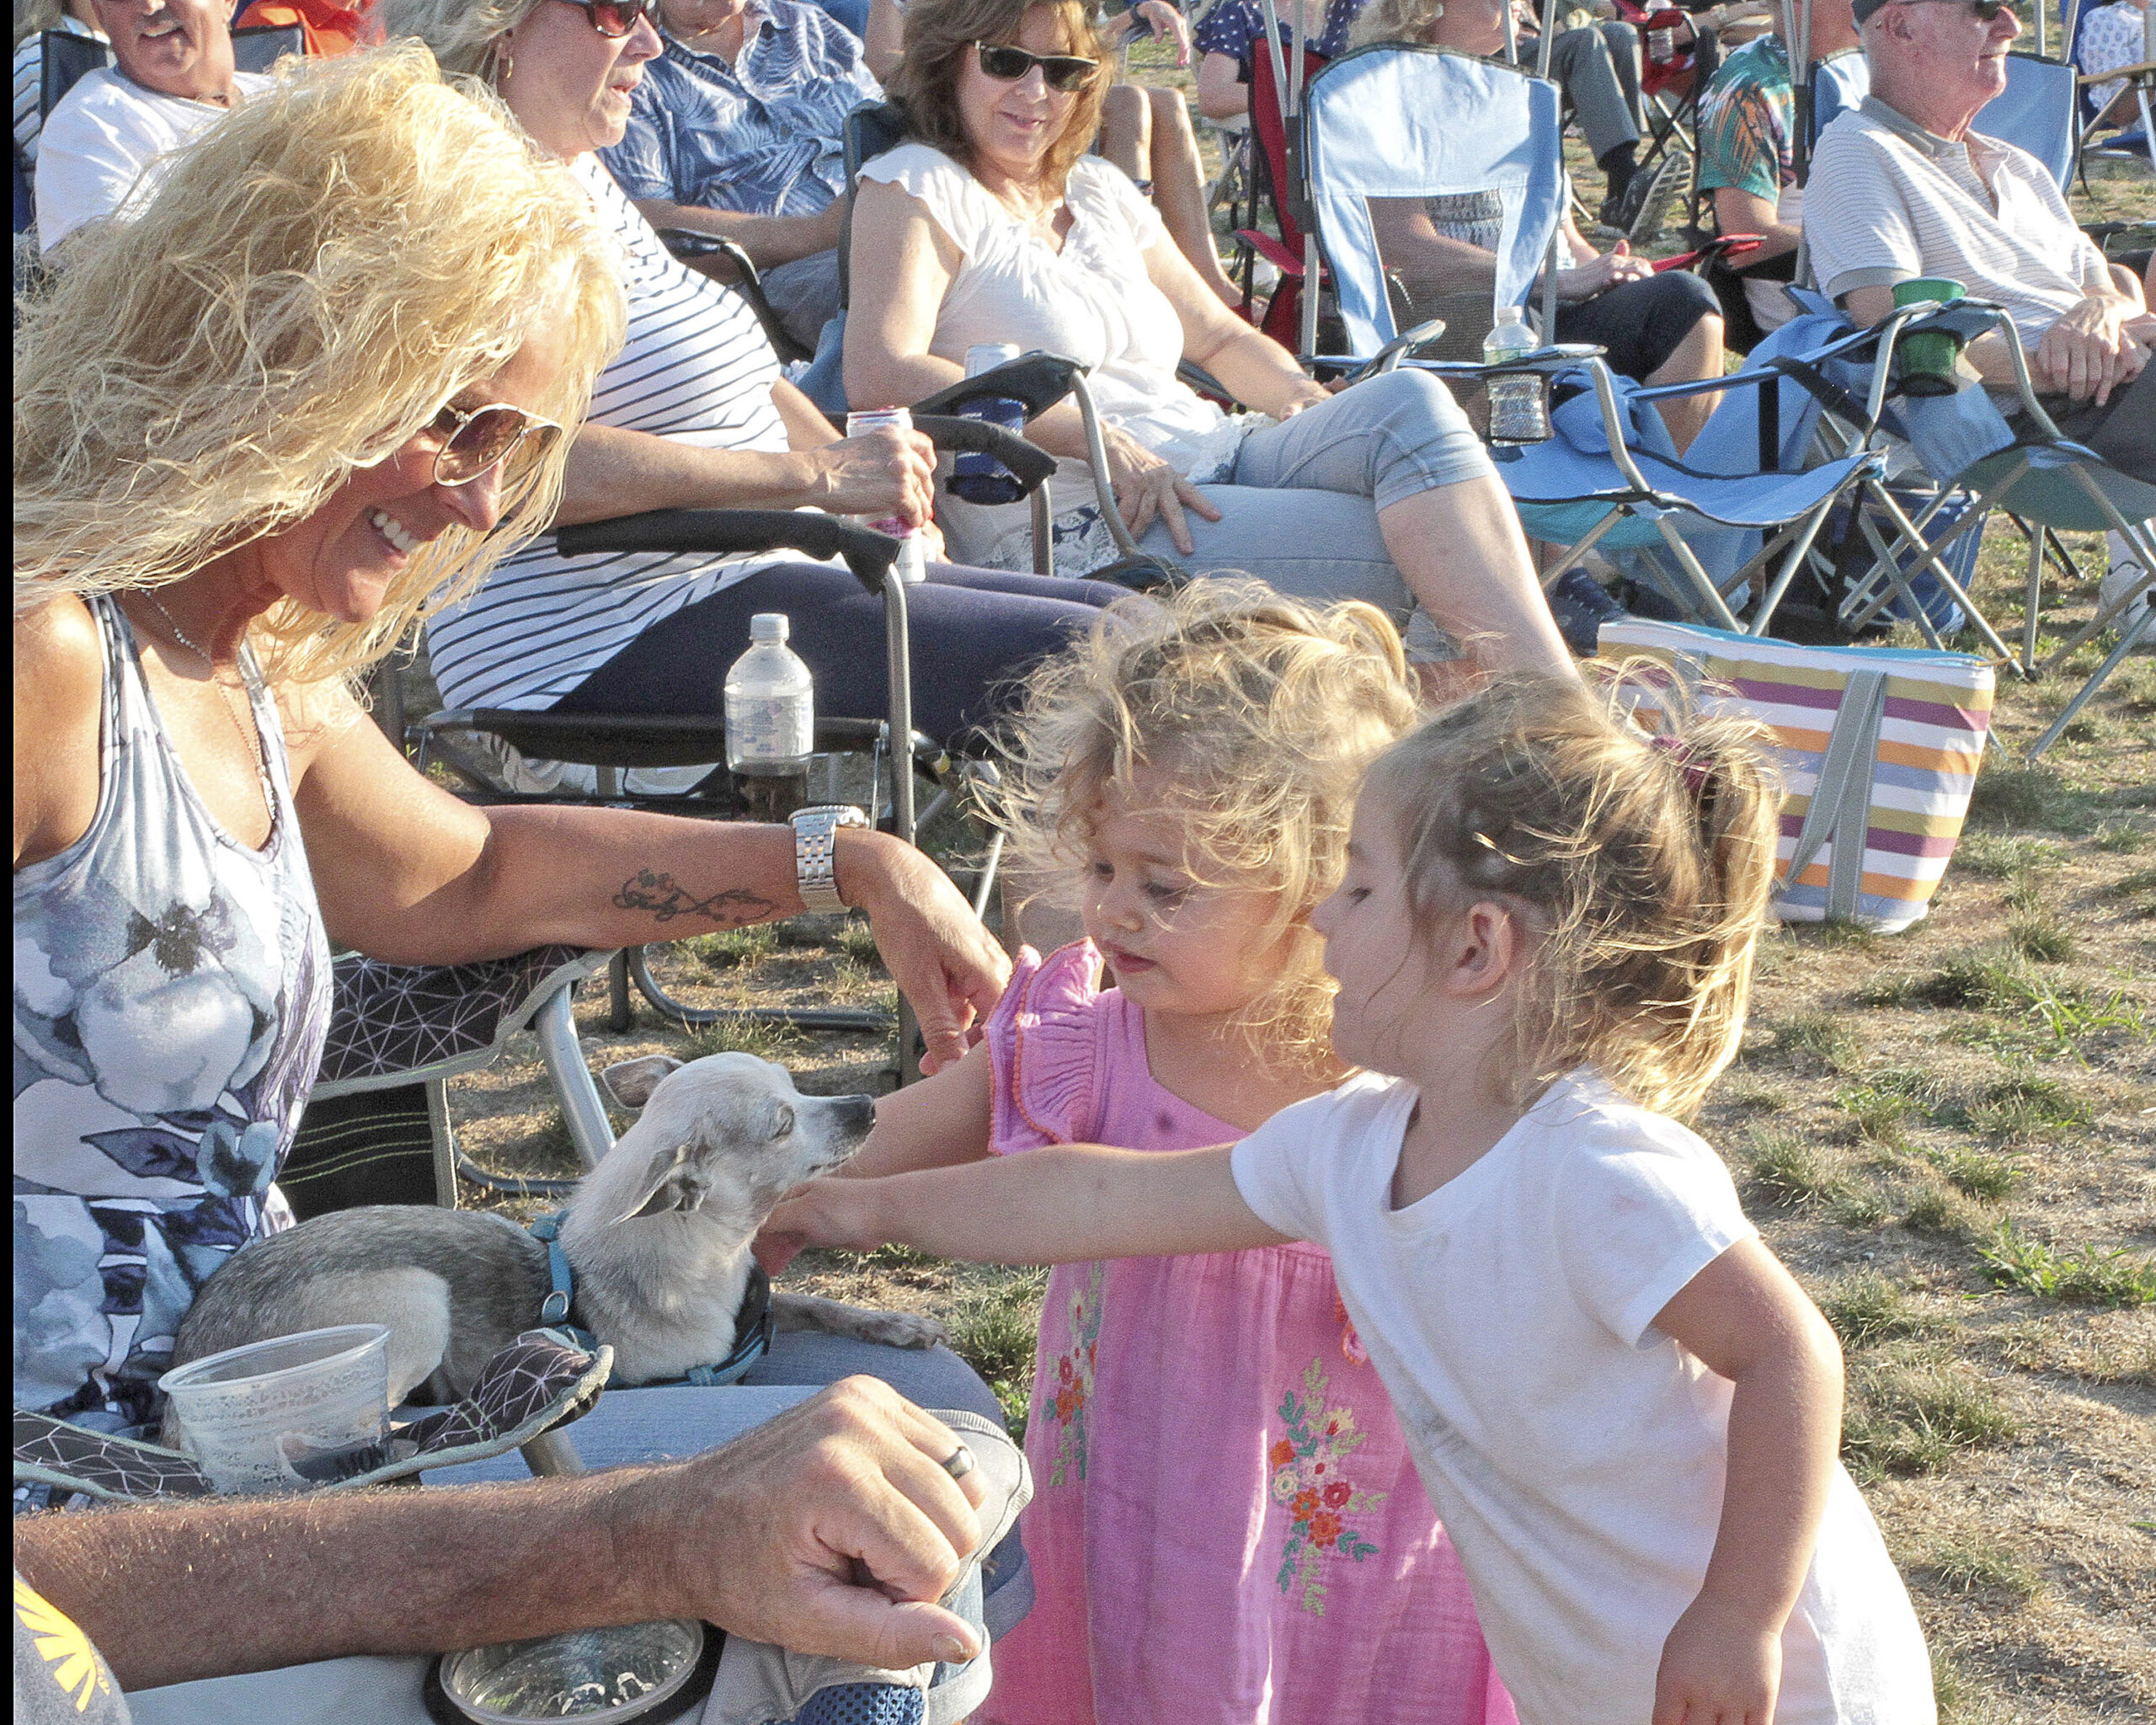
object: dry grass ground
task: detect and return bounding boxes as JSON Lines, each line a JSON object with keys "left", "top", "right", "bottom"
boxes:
{"left": 440, "top": 40, "right": 2153, "bottom": 1718}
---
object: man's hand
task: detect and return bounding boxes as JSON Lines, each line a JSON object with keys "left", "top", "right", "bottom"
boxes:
{"left": 1652, "top": 1596, "right": 1784, "bottom": 1725}
{"left": 2031, "top": 293, "right": 2150, "bottom": 406}
{"left": 804, "top": 424, "right": 939, "bottom": 526}
{"left": 635, "top": 1379, "right": 988, "bottom": 1670}
{"left": 1129, "top": 0, "right": 1193, "bottom": 65}
{"left": 835, "top": 830, "right": 1011, "bottom": 1072}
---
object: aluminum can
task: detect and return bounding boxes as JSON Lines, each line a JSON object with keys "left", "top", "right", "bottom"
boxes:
{"left": 845, "top": 407, "right": 929, "bottom": 584}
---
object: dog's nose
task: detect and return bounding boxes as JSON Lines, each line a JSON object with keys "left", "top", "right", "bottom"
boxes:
{"left": 836, "top": 1095, "right": 878, "bottom": 1133}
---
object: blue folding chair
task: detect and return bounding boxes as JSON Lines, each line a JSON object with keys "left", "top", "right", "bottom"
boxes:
{"left": 2059, "top": 0, "right": 2155, "bottom": 168}
{"left": 1804, "top": 49, "right": 2081, "bottom": 190}
{"left": 1299, "top": 42, "right": 1886, "bottom": 635}
{"left": 1771, "top": 286, "right": 2156, "bottom": 756}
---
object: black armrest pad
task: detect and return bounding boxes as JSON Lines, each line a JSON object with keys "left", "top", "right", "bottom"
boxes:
{"left": 555, "top": 509, "right": 900, "bottom": 595}
{"left": 913, "top": 352, "right": 1087, "bottom": 420}
{"left": 910, "top": 414, "right": 1059, "bottom": 494}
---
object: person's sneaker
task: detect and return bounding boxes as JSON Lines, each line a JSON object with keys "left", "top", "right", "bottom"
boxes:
{"left": 2099, "top": 527, "right": 2153, "bottom": 637}
{"left": 1622, "top": 148, "right": 1694, "bottom": 248}
{"left": 1547, "top": 566, "right": 1630, "bottom": 656}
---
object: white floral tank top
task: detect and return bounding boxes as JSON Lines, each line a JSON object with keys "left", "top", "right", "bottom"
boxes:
{"left": 13, "top": 595, "right": 332, "bottom": 1434}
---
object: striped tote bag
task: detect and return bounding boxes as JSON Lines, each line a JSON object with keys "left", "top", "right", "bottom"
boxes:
{"left": 1599, "top": 621, "right": 1994, "bottom": 933}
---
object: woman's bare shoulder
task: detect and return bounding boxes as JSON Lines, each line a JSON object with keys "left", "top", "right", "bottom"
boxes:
{"left": 13, "top": 593, "right": 107, "bottom": 867}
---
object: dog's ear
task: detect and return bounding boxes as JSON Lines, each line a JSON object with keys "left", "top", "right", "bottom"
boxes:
{"left": 601, "top": 1055, "right": 682, "bottom": 1112}
{"left": 611, "top": 1141, "right": 694, "bottom": 1225}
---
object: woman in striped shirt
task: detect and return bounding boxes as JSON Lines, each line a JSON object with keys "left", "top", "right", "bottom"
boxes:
{"left": 382, "top": 0, "right": 1124, "bottom": 745}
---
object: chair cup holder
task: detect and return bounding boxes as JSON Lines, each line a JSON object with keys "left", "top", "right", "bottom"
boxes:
{"left": 1483, "top": 368, "right": 1553, "bottom": 445}
{"left": 1894, "top": 329, "right": 1967, "bottom": 398}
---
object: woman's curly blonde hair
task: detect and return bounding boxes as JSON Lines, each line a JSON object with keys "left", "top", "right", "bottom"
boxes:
{"left": 12, "top": 42, "right": 626, "bottom": 686}
{"left": 1348, "top": 0, "right": 1455, "bottom": 50}
{"left": 375, "top": 0, "right": 548, "bottom": 81}
{"left": 992, "top": 580, "right": 1424, "bottom": 1078}
{"left": 1366, "top": 670, "right": 1783, "bottom": 1119}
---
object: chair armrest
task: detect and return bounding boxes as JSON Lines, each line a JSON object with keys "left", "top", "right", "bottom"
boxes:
{"left": 1233, "top": 229, "right": 1305, "bottom": 276}
{"left": 654, "top": 227, "right": 760, "bottom": 284}
{"left": 910, "top": 414, "right": 1059, "bottom": 495}
{"left": 911, "top": 351, "right": 1089, "bottom": 420}
{"left": 555, "top": 508, "right": 901, "bottom": 595}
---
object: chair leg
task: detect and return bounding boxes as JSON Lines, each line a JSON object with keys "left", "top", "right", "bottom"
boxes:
{"left": 607, "top": 948, "right": 635, "bottom": 1033}
{"left": 536, "top": 983, "right": 613, "bottom": 1172}
{"left": 2020, "top": 524, "right": 2045, "bottom": 673}
{"left": 2028, "top": 604, "right": 2154, "bottom": 761}
{"left": 624, "top": 946, "right": 891, "bottom": 1033}
{"left": 520, "top": 1429, "right": 585, "bottom": 1477}
{"left": 426, "top": 1077, "right": 460, "bottom": 1210}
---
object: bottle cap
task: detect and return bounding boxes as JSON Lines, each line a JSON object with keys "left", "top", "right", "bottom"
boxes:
{"left": 749, "top": 613, "right": 789, "bottom": 643}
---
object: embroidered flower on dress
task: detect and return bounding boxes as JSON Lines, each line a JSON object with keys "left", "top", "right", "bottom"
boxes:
{"left": 1268, "top": 1357, "right": 1385, "bottom": 1615}
{"left": 1043, "top": 1260, "right": 1105, "bottom": 1487}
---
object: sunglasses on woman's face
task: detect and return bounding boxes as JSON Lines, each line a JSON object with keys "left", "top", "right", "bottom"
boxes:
{"left": 422, "top": 399, "right": 564, "bottom": 488}
{"left": 561, "top": 0, "right": 652, "bottom": 39}
{"left": 1888, "top": 0, "right": 2011, "bottom": 20}
{"left": 973, "top": 40, "right": 1097, "bottom": 93}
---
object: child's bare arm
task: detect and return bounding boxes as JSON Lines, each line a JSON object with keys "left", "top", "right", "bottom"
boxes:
{"left": 768, "top": 1143, "right": 1294, "bottom": 1264}
{"left": 1648, "top": 1236, "right": 1845, "bottom": 1725}
{"left": 843, "top": 1040, "right": 996, "bottom": 1178}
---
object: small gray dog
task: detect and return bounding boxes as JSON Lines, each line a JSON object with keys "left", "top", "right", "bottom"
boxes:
{"left": 168, "top": 1053, "right": 946, "bottom": 1418}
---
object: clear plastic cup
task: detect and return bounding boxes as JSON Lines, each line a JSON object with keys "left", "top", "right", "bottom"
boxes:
{"left": 157, "top": 1324, "right": 392, "bottom": 1493}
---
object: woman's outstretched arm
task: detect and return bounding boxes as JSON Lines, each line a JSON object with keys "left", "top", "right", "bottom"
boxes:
{"left": 766, "top": 1142, "right": 1292, "bottom": 1263}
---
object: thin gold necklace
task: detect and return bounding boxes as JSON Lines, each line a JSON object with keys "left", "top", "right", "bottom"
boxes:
{"left": 134, "top": 590, "right": 275, "bottom": 811}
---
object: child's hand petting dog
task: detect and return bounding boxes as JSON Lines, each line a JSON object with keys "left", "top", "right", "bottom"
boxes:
{"left": 767, "top": 1178, "right": 890, "bottom": 1258}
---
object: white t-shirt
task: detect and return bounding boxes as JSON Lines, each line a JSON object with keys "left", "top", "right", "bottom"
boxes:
{"left": 34, "top": 65, "right": 272, "bottom": 248}
{"left": 1230, "top": 1070, "right": 1935, "bottom": 1725}
{"left": 857, "top": 143, "right": 1246, "bottom": 562}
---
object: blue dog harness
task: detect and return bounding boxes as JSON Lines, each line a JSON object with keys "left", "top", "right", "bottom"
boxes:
{"left": 527, "top": 1211, "right": 774, "bottom": 1387}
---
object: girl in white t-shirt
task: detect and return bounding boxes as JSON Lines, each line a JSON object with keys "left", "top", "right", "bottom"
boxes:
{"left": 773, "top": 676, "right": 1936, "bottom": 1725}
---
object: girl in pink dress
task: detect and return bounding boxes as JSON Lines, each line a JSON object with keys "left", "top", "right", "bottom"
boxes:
{"left": 831, "top": 584, "right": 1515, "bottom": 1725}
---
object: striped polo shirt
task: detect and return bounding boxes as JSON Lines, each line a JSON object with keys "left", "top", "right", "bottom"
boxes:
{"left": 423, "top": 155, "right": 798, "bottom": 713}
{"left": 1805, "top": 95, "right": 2109, "bottom": 348}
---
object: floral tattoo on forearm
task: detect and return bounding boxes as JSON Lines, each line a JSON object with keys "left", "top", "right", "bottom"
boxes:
{"left": 612, "top": 869, "right": 777, "bottom": 929}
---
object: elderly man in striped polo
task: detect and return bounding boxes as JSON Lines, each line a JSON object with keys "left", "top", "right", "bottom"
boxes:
{"left": 1805, "top": 0, "right": 2153, "bottom": 478}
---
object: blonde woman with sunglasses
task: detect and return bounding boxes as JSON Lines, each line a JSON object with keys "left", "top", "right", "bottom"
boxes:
{"left": 846, "top": 0, "right": 1577, "bottom": 680}
{"left": 15, "top": 42, "right": 1016, "bottom": 1454}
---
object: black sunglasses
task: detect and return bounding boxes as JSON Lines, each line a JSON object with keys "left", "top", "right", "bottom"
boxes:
{"left": 561, "top": 0, "right": 652, "bottom": 39}
{"left": 421, "top": 399, "right": 565, "bottom": 488}
{"left": 973, "top": 40, "right": 1097, "bottom": 93}
{"left": 1887, "top": 0, "right": 2011, "bottom": 19}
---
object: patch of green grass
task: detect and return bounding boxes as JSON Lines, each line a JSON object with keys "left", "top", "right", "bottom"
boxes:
{"left": 681, "top": 1012, "right": 804, "bottom": 1063}
{"left": 1746, "top": 1130, "right": 1851, "bottom": 1209}
{"left": 1880, "top": 947, "right": 2033, "bottom": 1012}
{"left": 1833, "top": 1068, "right": 1946, "bottom": 1146}
{"left": 1828, "top": 1184, "right": 1896, "bottom": 1230}
{"left": 942, "top": 1269, "right": 1049, "bottom": 1439}
{"left": 2017, "top": 979, "right": 2152, "bottom": 1054}
{"left": 1902, "top": 1179, "right": 1984, "bottom": 1241}
{"left": 1930, "top": 1643, "right": 1970, "bottom": 1721}
{"left": 692, "top": 924, "right": 778, "bottom": 971}
{"left": 1822, "top": 1273, "right": 1925, "bottom": 1348}
{"left": 1977, "top": 1222, "right": 2156, "bottom": 1307}
{"left": 1769, "top": 1010, "right": 1865, "bottom": 1074}
{"left": 2092, "top": 820, "right": 2148, "bottom": 854}
{"left": 1966, "top": 764, "right": 2095, "bottom": 833}
{"left": 1844, "top": 1352, "right": 2013, "bottom": 1478}
{"left": 834, "top": 919, "right": 883, "bottom": 966}
{"left": 1967, "top": 1074, "right": 2093, "bottom": 1141}
{"left": 1929, "top": 1146, "right": 2025, "bottom": 1203}
{"left": 1954, "top": 834, "right": 2063, "bottom": 879}
{"left": 2103, "top": 866, "right": 2156, "bottom": 919}
{"left": 1719, "top": 1076, "right": 1791, "bottom": 1113}
{"left": 1911, "top": 1538, "right": 2043, "bottom": 1603}
{"left": 1800, "top": 917, "right": 1878, "bottom": 950}
{"left": 2005, "top": 911, "right": 2078, "bottom": 964}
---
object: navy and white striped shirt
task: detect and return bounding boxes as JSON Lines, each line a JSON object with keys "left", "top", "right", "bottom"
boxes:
{"left": 600, "top": 0, "right": 880, "bottom": 219}
{"left": 424, "top": 156, "right": 793, "bottom": 713}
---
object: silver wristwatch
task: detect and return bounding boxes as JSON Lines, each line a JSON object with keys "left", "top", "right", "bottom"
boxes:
{"left": 790, "top": 805, "right": 870, "bottom": 914}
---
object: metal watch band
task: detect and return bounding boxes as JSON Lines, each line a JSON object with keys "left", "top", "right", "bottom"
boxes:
{"left": 792, "top": 805, "right": 868, "bottom": 915}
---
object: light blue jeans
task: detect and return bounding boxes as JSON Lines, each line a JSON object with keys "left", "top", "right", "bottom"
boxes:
{"left": 1135, "top": 367, "right": 1495, "bottom": 628}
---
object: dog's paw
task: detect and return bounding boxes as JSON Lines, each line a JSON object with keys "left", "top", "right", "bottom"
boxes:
{"left": 841, "top": 1306, "right": 950, "bottom": 1351}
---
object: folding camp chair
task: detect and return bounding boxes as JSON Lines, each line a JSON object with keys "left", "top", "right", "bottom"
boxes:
{"left": 1801, "top": 46, "right": 2082, "bottom": 190}
{"left": 2059, "top": 0, "right": 2156, "bottom": 168}
{"left": 1769, "top": 287, "right": 2156, "bottom": 758}
{"left": 1299, "top": 42, "right": 1885, "bottom": 635}
{"left": 1234, "top": 3, "right": 1331, "bottom": 355}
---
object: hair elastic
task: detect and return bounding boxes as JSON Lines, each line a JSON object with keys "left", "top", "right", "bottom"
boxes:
{"left": 1648, "top": 731, "right": 1710, "bottom": 794}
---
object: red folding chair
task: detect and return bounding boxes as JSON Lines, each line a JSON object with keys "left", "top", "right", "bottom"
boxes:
{"left": 1230, "top": 33, "right": 1331, "bottom": 353}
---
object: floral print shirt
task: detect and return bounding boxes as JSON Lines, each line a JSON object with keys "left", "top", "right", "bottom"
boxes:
{"left": 13, "top": 595, "right": 330, "bottom": 1437}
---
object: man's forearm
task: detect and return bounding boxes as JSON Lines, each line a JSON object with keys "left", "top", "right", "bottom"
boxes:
{"left": 557, "top": 421, "right": 819, "bottom": 524}
{"left": 13, "top": 1471, "right": 665, "bottom": 1692}
{"left": 632, "top": 197, "right": 844, "bottom": 270}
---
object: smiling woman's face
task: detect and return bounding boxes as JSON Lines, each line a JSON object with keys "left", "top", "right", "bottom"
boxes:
{"left": 954, "top": 5, "right": 1086, "bottom": 187}
{"left": 498, "top": 0, "right": 664, "bottom": 161}
{"left": 253, "top": 310, "right": 569, "bottom": 627}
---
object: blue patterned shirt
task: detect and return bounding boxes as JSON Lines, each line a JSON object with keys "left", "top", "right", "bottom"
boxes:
{"left": 601, "top": 0, "right": 881, "bottom": 217}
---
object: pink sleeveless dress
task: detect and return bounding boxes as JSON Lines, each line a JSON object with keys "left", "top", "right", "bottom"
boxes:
{"left": 980, "top": 944, "right": 1515, "bottom": 1725}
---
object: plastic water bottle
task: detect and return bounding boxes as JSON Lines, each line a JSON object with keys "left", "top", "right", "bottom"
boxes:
{"left": 846, "top": 407, "right": 930, "bottom": 585}
{"left": 1482, "top": 311, "right": 1550, "bottom": 446}
{"left": 948, "top": 342, "right": 1028, "bottom": 505}
{"left": 724, "top": 613, "right": 813, "bottom": 820}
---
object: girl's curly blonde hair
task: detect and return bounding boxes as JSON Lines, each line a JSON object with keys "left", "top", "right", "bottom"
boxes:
{"left": 12, "top": 43, "right": 627, "bottom": 686}
{"left": 1365, "top": 669, "right": 1783, "bottom": 1119}
{"left": 992, "top": 580, "right": 1424, "bottom": 1077}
